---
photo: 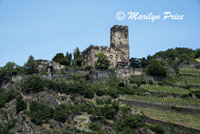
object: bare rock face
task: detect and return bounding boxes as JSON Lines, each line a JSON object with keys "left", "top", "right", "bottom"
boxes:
{"left": 14, "top": 120, "right": 52, "bottom": 134}
{"left": 31, "top": 90, "right": 61, "bottom": 108}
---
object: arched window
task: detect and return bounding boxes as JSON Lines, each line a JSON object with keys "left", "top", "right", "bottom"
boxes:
{"left": 109, "top": 55, "right": 113, "bottom": 59}
{"left": 116, "top": 55, "right": 119, "bottom": 60}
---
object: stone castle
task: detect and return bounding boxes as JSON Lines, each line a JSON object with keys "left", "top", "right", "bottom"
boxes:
{"left": 82, "top": 25, "right": 129, "bottom": 68}
{"left": 9, "top": 25, "right": 142, "bottom": 85}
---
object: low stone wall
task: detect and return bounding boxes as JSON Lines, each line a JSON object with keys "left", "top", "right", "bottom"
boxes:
{"left": 10, "top": 69, "right": 114, "bottom": 83}
{"left": 143, "top": 116, "right": 200, "bottom": 134}
{"left": 118, "top": 98, "right": 200, "bottom": 114}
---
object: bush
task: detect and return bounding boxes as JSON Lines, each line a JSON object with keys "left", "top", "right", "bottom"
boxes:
{"left": 28, "top": 101, "right": 54, "bottom": 125}
{"left": 0, "top": 89, "right": 19, "bottom": 107}
{"left": 191, "top": 90, "right": 200, "bottom": 98}
{"left": 16, "top": 96, "right": 27, "bottom": 113}
{"left": 101, "top": 101, "right": 119, "bottom": 120}
{"left": 171, "top": 106, "right": 182, "bottom": 112}
{"left": 96, "top": 98, "right": 105, "bottom": 105}
{"left": 149, "top": 124, "right": 165, "bottom": 134}
{"left": 148, "top": 80, "right": 153, "bottom": 85}
{"left": 72, "top": 74, "right": 86, "bottom": 82}
{"left": 121, "top": 127, "right": 136, "bottom": 134}
{"left": 129, "top": 77, "right": 146, "bottom": 86}
{"left": 89, "top": 122, "right": 101, "bottom": 131}
{"left": 120, "top": 114, "right": 145, "bottom": 129}
{"left": 21, "top": 76, "right": 45, "bottom": 93}
{"left": 146, "top": 60, "right": 168, "bottom": 77}
{"left": 85, "top": 64, "right": 93, "bottom": 71}
{"left": 83, "top": 88, "right": 94, "bottom": 99}
{"left": 53, "top": 104, "right": 81, "bottom": 123}
{"left": 107, "top": 88, "right": 119, "bottom": 98}
{"left": 0, "top": 119, "right": 17, "bottom": 134}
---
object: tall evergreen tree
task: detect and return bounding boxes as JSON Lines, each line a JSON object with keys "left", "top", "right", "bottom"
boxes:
{"left": 24, "top": 55, "right": 37, "bottom": 74}
{"left": 73, "top": 47, "right": 83, "bottom": 66}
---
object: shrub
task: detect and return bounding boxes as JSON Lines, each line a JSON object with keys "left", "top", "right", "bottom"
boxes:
{"left": 121, "top": 127, "right": 136, "bottom": 134}
{"left": 149, "top": 124, "right": 165, "bottom": 134}
{"left": 120, "top": 114, "right": 145, "bottom": 129}
{"left": 146, "top": 60, "right": 168, "bottom": 77}
{"left": 171, "top": 106, "right": 182, "bottom": 112}
{"left": 129, "top": 77, "right": 146, "bottom": 86}
{"left": 96, "top": 98, "right": 105, "bottom": 105}
{"left": 94, "top": 84, "right": 107, "bottom": 96}
{"left": 21, "top": 76, "right": 45, "bottom": 93}
{"left": 28, "top": 101, "right": 54, "bottom": 125}
{"left": 53, "top": 104, "right": 81, "bottom": 123}
{"left": 191, "top": 90, "right": 200, "bottom": 98}
{"left": 0, "top": 119, "right": 17, "bottom": 134}
{"left": 0, "top": 89, "right": 19, "bottom": 107}
{"left": 107, "top": 88, "right": 119, "bottom": 98}
{"left": 72, "top": 74, "right": 86, "bottom": 82}
{"left": 85, "top": 64, "right": 93, "bottom": 71}
{"left": 16, "top": 97, "right": 27, "bottom": 113}
{"left": 88, "top": 122, "right": 101, "bottom": 131}
{"left": 148, "top": 80, "right": 153, "bottom": 85}
{"left": 101, "top": 101, "right": 119, "bottom": 120}
{"left": 83, "top": 88, "right": 95, "bottom": 99}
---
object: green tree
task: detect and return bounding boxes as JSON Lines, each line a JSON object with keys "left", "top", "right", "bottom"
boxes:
{"left": 52, "top": 53, "right": 65, "bottom": 64}
{"left": 195, "top": 49, "right": 200, "bottom": 58}
{"left": 0, "top": 62, "right": 24, "bottom": 87}
{"left": 16, "top": 96, "right": 27, "bottom": 113}
{"left": 73, "top": 47, "right": 83, "bottom": 66}
{"left": 65, "top": 52, "right": 72, "bottom": 66}
{"left": 52, "top": 52, "right": 72, "bottom": 66}
{"left": 83, "top": 88, "right": 94, "bottom": 99}
{"left": 24, "top": 55, "right": 38, "bottom": 74}
{"left": 21, "top": 76, "right": 45, "bottom": 93}
{"left": 28, "top": 101, "right": 54, "bottom": 125}
{"left": 95, "top": 53, "right": 111, "bottom": 69}
{"left": 146, "top": 60, "right": 168, "bottom": 77}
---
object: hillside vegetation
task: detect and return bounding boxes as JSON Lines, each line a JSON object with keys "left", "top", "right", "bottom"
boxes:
{"left": 1, "top": 47, "right": 200, "bottom": 134}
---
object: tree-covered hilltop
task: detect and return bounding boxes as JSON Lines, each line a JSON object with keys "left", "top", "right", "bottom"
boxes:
{"left": 130, "top": 47, "right": 200, "bottom": 68}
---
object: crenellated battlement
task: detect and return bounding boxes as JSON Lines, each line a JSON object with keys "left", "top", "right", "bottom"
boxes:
{"left": 82, "top": 25, "right": 130, "bottom": 68}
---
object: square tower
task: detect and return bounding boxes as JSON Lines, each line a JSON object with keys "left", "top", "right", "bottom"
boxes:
{"left": 110, "top": 25, "right": 129, "bottom": 65}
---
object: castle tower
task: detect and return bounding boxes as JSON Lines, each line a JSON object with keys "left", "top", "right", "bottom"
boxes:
{"left": 110, "top": 25, "right": 129, "bottom": 66}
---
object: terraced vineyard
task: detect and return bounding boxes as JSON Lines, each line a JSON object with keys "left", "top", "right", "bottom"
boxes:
{"left": 179, "top": 68, "right": 200, "bottom": 75}
{"left": 123, "top": 95, "right": 200, "bottom": 108}
{"left": 177, "top": 77, "right": 200, "bottom": 86}
{"left": 142, "top": 84, "right": 189, "bottom": 94}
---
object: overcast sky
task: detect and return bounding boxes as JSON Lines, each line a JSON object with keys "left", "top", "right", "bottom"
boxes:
{"left": 0, "top": 0, "right": 200, "bottom": 66}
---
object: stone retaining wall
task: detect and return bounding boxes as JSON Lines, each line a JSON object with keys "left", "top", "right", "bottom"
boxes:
{"left": 118, "top": 98, "right": 200, "bottom": 114}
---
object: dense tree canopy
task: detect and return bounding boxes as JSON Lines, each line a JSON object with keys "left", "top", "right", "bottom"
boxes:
{"left": 145, "top": 60, "right": 168, "bottom": 77}
{"left": 52, "top": 52, "right": 72, "bottom": 66}
{"left": 153, "top": 47, "right": 195, "bottom": 64}
{"left": 95, "top": 53, "right": 111, "bottom": 69}
{"left": 0, "top": 62, "right": 24, "bottom": 87}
